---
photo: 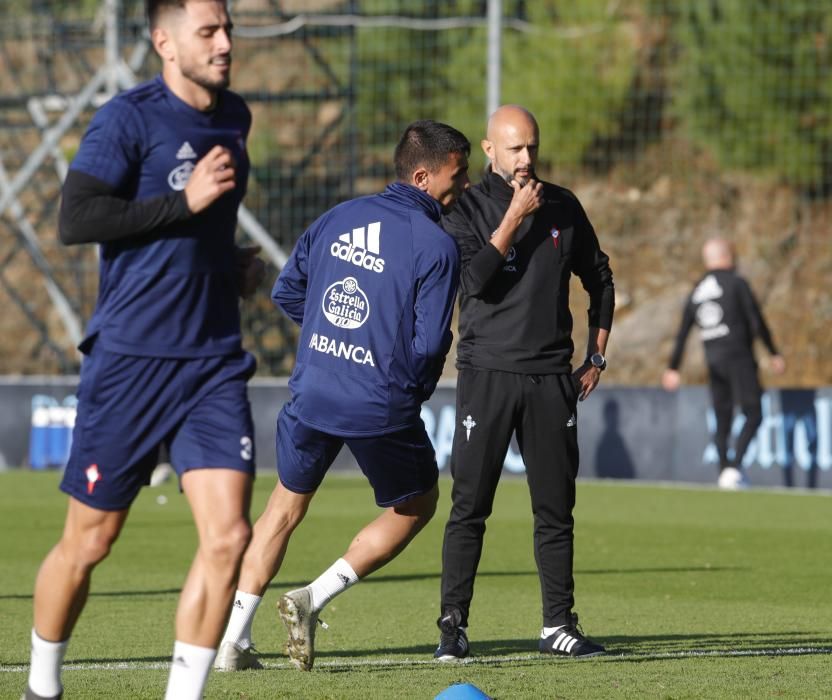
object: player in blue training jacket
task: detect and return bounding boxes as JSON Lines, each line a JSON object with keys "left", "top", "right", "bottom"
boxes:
{"left": 23, "top": 3, "right": 264, "bottom": 700}
{"left": 215, "top": 120, "right": 470, "bottom": 672}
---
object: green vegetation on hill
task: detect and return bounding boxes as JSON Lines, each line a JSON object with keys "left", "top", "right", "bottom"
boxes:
{"left": 674, "top": 1, "right": 832, "bottom": 190}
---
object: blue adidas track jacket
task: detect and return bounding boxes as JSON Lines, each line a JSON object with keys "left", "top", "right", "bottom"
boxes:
{"left": 272, "top": 183, "right": 460, "bottom": 437}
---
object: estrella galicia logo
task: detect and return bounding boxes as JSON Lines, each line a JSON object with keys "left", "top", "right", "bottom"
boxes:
{"left": 322, "top": 277, "right": 370, "bottom": 329}
{"left": 168, "top": 161, "right": 195, "bottom": 191}
{"left": 697, "top": 300, "right": 729, "bottom": 341}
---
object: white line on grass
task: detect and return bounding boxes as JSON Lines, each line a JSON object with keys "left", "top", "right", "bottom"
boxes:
{"left": 2, "top": 646, "right": 831, "bottom": 674}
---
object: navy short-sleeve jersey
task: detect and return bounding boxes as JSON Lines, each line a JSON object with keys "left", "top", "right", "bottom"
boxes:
{"left": 71, "top": 75, "right": 251, "bottom": 358}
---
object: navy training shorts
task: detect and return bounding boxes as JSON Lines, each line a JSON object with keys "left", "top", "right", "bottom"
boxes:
{"left": 276, "top": 402, "right": 438, "bottom": 507}
{"left": 61, "top": 345, "right": 257, "bottom": 511}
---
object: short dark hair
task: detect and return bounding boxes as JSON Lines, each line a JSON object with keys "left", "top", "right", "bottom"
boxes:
{"left": 394, "top": 120, "right": 470, "bottom": 181}
{"left": 146, "top": 0, "right": 197, "bottom": 29}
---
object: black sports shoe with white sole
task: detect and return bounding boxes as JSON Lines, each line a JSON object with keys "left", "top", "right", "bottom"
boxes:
{"left": 539, "top": 613, "right": 605, "bottom": 658}
{"left": 434, "top": 608, "right": 469, "bottom": 661}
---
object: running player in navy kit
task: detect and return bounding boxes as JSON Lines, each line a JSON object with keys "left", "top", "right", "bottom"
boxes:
{"left": 215, "top": 120, "right": 470, "bottom": 673}
{"left": 23, "top": 3, "right": 262, "bottom": 699}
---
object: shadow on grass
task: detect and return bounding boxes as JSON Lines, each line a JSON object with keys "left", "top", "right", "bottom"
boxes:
{"left": 576, "top": 565, "right": 747, "bottom": 575}
{"left": 361, "top": 565, "right": 745, "bottom": 585}
{"left": 24, "top": 633, "right": 831, "bottom": 669}
{"left": 475, "top": 633, "right": 832, "bottom": 662}
{"left": 310, "top": 631, "right": 832, "bottom": 664}
{"left": 602, "top": 630, "right": 832, "bottom": 657}
{"left": 67, "top": 655, "right": 171, "bottom": 664}
{"left": 1, "top": 565, "right": 745, "bottom": 600}
{"left": 0, "top": 588, "right": 192, "bottom": 601}
{"left": 1, "top": 583, "right": 306, "bottom": 601}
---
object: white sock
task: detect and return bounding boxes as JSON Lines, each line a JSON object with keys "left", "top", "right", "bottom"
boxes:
{"left": 307, "top": 558, "right": 359, "bottom": 612}
{"left": 220, "top": 590, "right": 262, "bottom": 650}
{"left": 542, "top": 625, "right": 566, "bottom": 638}
{"left": 164, "top": 640, "right": 216, "bottom": 700}
{"left": 28, "top": 629, "right": 68, "bottom": 698}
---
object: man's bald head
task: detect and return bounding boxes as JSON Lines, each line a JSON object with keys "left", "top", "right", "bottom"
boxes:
{"left": 482, "top": 104, "right": 540, "bottom": 185}
{"left": 486, "top": 105, "right": 539, "bottom": 142}
{"left": 702, "top": 237, "right": 735, "bottom": 270}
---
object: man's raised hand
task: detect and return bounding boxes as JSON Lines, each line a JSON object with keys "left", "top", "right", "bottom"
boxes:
{"left": 507, "top": 178, "right": 543, "bottom": 221}
{"left": 184, "top": 145, "right": 236, "bottom": 214}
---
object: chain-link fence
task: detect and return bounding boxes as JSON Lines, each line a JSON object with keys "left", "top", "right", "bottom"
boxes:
{"left": 1, "top": 1, "right": 830, "bottom": 382}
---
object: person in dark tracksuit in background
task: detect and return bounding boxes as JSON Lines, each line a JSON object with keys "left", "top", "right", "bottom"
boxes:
{"left": 662, "top": 237, "right": 785, "bottom": 488}
{"left": 434, "top": 105, "right": 614, "bottom": 661}
{"left": 215, "top": 120, "right": 470, "bottom": 673}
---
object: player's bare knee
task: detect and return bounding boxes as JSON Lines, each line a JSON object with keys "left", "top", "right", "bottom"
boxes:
{"left": 64, "top": 527, "right": 118, "bottom": 569}
{"left": 202, "top": 518, "right": 251, "bottom": 567}
{"left": 412, "top": 507, "right": 436, "bottom": 531}
{"left": 265, "top": 490, "right": 310, "bottom": 533}
{"left": 268, "top": 494, "right": 309, "bottom": 533}
{"left": 283, "top": 503, "right": 308, "bottom": 531}
{"left": 394, "top": 485, "right": 438, "bottom": 525}
{"left": 227, "top": 518, "right": 253, "bottom": 560}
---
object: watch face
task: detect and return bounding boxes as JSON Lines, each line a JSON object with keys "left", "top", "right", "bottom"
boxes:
{"left": 591, "top": 353, "right": 605, "bottom": 369}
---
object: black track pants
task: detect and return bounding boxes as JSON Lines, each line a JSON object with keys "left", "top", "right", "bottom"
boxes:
{"left": 708, "top": 359, "right": 763, "bottom": 470}
{"left": 440, "top": 368, "right": 580, "bottom": 628}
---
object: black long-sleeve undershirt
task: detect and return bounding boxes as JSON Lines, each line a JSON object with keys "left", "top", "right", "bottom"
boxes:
{"left": 59, "top": 169, "right": 191, "bottom": 245}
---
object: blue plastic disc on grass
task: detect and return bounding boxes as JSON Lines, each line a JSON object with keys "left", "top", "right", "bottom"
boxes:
{"left": 434, "top": 683, "right": 491, "bottom": 699}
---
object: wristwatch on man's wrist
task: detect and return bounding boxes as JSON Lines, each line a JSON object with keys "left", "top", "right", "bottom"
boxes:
{"left": 587, "top": 352, "right": 607, "bottom": 371}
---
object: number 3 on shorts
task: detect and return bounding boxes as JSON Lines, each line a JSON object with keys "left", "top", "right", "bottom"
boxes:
{"left": 240, "top": 436, "right": 253, "bottom": 461}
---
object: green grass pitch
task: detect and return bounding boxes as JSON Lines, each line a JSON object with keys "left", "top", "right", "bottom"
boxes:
{"left": 1, "top": 471, "right": 830, "bottom": 698}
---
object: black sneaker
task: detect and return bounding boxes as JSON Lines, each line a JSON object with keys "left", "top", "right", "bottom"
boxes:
{"left": 539, "top": 613, "right": 605, "bottom": 658}
{"left": 434, "top": 609, "right": 469, "bottom": 661}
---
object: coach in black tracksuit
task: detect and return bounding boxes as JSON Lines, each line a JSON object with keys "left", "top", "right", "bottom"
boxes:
{"left": 663, "top": 238, "right": 785, "bottom": 478}
{"left": 434, "top": 105, "right": 614, "bottom": 660}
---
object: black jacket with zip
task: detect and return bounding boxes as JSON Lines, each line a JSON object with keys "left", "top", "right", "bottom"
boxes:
{"left": 441, "top": 170, "right": 615, "bottom": 374}
{"left": 668, "top": 268, "right": 778, "bottom": 370}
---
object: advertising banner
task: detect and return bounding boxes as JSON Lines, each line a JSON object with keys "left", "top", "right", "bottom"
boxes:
{"left": 1, "top": 377, "right": 829, "bottom": 490}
